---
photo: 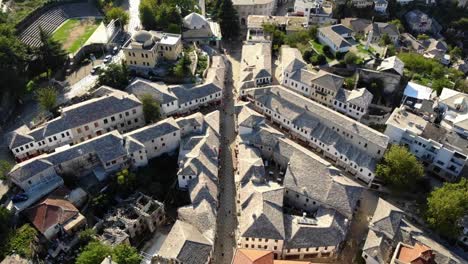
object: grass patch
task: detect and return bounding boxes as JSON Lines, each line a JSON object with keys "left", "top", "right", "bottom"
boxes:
{"left": 52, "top": 18, "right": 101, "bottom": 54}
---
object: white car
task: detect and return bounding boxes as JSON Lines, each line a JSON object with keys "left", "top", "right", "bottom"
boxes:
{"left": 103, "top": 55, "right": 112, "bottom": 63}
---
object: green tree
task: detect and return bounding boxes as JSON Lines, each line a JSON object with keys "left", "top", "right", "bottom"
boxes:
{"left": 426, "top": 178, "right": 468, "bottom": 238}
{"left": 0, "top": 207, "right": 12, "bottom": 259}
{"left": 389, "top": 19, "right": 404, "bottom": 32}
{"left": 376, "top": 145, "right": 424, "bottom": 191}
{"left": 0, "top": 160, "right": 12, "bottom": 180}
{"left": 344, "top": 51, "right": 359, "bottom": 65}
{"left": 36, "top": 29, "right": 68, "bottom": 78}
{"left": 141, "top": 94, "right": 161, "bottom": 123}
{"left": 345, "top": 76, "right": 356, "bottom": 89}
{"left": 217, "top": 0, "right": 240, "bottom": 40}
{"left": 322, "top": 45, "right": 334, "bottom": 59}
{"left": 78, "top": 228, "right": 96, "bottom": 244}
{"left": 0, "top": 22, "right": 28, "bottom": 101}
{"left": 172, "top": 53, "right": 191, "bottom": 78}
{"left": 36, "top": 86, "right": 58, "bottom": 112}
{"left": 379, "top": 33, "right": 392, "bottom": 46}
{"left": 417, "top": 34, "right": 430, "bottom": 41}
{"left": 386, "top": 44, "right": 396, "bottom": 56}
{"left": 112, "top": 244, "right": 142, "bottom": 264}
{"left": 6, "top": 224, "right": 38, "bottom": 259}
{"left": 139, "top": 0, "right": 182, "bottom": 31}
{"left": 449, "top": 46, "right": 463, "bottom": 60}
{"left": 98, "top": 63, "right": 129, "bottom": 89}
{"left": 105, "top": 7, "right": 129, "bottom": 27}
{"left": 76, "top": 241, "right": 112, "bottom": 264}
{"left": 116, "top": 169, "right": 136, "bottom": 189}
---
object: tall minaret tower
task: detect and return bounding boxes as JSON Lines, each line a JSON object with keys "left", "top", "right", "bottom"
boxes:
{"left": 199, "top": 0, "right": 206, "bottom": 16}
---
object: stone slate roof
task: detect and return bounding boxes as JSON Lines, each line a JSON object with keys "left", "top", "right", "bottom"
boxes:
{"left": 7, "top": 125, "right": 35, "bottom": 149}
{"left": 370, "top": 198, "right": 404, "bottom": 239}
{"left": 125, "top": 117, "right": 179, "bottom": 143}
{"left": 247, "top": 86, "right": 389, "bottom": 149}
{"left": 239, "top": 183, "right": 285, "bottom": 240}
{"left": 170, "top": 82, "right": 222, "bottom": 104}
{"left": 158, "top": 220, "right": 213, "bottom": 262}
{"left": 10, "top": 158, "right": 54, "bottom": 182}
{"left": 310, "top": 70, "right": 344, "bottom": 92}
{"left": 336, "top": 88, "right": 373, "bottom": 109}
{"left": 290, "top": 69, "right": 316, "bottom": 84}
{"left": 126, "top": 78, "right": 177, "bottom": 104}
{"left": 177, "top": 241, "right": 212, "bottom": 264}
{"left": 278, "top": 139, "right": 363, "bottom": 217}
{"left": 9, "top": 88, "right": 142, "bottom": 147}
{"left": 284, "top": 208, "right": 348, "bottom": 248}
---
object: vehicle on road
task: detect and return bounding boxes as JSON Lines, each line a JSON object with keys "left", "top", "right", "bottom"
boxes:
{"left": 91, "top": 65, "right": 102, "bottom": 75}
{"left": 103, "top": 55, "right": 113, "bottom": 63}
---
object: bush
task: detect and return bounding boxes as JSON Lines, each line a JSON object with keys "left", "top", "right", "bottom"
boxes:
{"left": 310, "top": 54, "right": 326, "bottom": 65}
{"left": 322, "top": 45, "right": 334, "bottom": 59}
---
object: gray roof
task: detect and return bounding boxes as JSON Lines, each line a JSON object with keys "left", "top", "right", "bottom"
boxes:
{"left": 370, "top": 198, "right": 404, "bottom": 239}
{"left": 279, "top": 139, "right": 363, "bottom": 217}
{"left": 239, "top": 183, "right": 285, "bottom": 240}
{"left": 341, "top": 18, "right": 372, "bottom": 33}
{"left": 158, "top": 220, "right": 212, "bottom": 261}
{"left": 57, "top": 91, "right": 141, "bottom": 134}
{"left": 47, "top": 131, "right": 126, "bottom": 165}
{"left": 177, "top": 241, "right": 212, "bottom": 264}
{"left": 311, "top": 70, "right": 344, "bottom": 92}
{"left": 290, "top": 69, "right": 316, "bottom": 84}
{"left": 318, "top": 24, "right": 354, "bottom": 48}
{"left": 9, "top": 88, "right": 142, "bottom": 145}
{"left": 125, "top": 118, "right": 179, "bottom": 144}
{"left": 366, "top": 22, "right": 399, "bottom": 38}
{"left": 126, "top": 78, "right": 177, "bottom": 104}
{"left": 284, "top": 208, "right": 348, "bottom": 248}
{"left": 170, "top": 83, "right": 222, "bottom": 104}
{"left": 247, "top": 85, "right": 389, "bottom": 149}
{"left": 7, "top": 130, "right": 34, "bottom": 149}
{"left": 10, "top": 158, "right": 54, "bottom": 182}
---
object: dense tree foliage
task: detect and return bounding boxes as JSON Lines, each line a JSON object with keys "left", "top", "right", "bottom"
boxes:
{"left": 112, "top": 244, "right": 142, "bottom": 264}
{"left": 139, "top": 0, "right": 187, "bottom": 32}
{"left": 376, "top": 145, "right": 424, "bottom": 191}
{"left": 76, "top": 241, "right": 141, "bottom": 264}
{"left": 0, "top": 22, "right": 28, "bottom": 101}
{"left": 398, "top": 53, "right": 464, "bottom": 94}
{"left": 344, "top": 52, "right": 359, "bottom": 65}
{"left": 75, "top": 241, "right": 112, "bottom": 264}
{"left": 426, "top": 178, "right": 468, "bottom": 239}
{"left": 35, "top": 29, "right": 68, "bottom": 78}
{"left": 0, "top": 160, "right": 12, "bottom": 180}
{"left": 36, "top": 86, "right": 58, "bottom": 112}
{"left": 105, "top": 7, "right": 129, "bottom": 27}
{"left": 262, "top": 24, "right": 317, "bottom": 52}
{"left": 216, "top": 0, "right": 240, "bottom": 40}
{"left": 5, "top": 224, "right": 38, "bottom": 259}
{"left": 98, "top": 63, "right": 129, "bottom": 89}
{"left": 141, "top": 94, "right": 161, "bottom": 123}
{"left": 379, "top": 33, "right": 391, "bottom": 46}
{"left": 172, "top": 53, "right": 191, "bottom": 79}
{"left": 0, "top": 207, "right": 12, "bottom": 259}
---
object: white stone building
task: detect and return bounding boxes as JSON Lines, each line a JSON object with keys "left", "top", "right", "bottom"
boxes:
{"left": 240, "top": 42, "right": 272, "bottom": 93}
{"left": 7, "top": 87, "right": 144, "bottom": 162}
{"left": 233, "top": 0, "right": 277, "bottom": 26}
{"left": 317, "top": 24, "right": 356, "bottom": 53}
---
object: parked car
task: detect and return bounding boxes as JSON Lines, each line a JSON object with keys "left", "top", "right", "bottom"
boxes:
{"left": 12, "top": 193, "right": 28, "bottom": 203}
{"left": 112, "top": 46, "right": 120, "bottom": 55}
{"left": 91, "top": 65, "right": 102, "bottom": 75}
{"left": 103, "top": 55, "right": 113, "bottom": 63}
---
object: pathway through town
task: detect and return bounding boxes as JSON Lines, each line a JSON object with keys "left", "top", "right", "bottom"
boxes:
{"left": 212, "top": 42, "right": 241, "bottom": 264}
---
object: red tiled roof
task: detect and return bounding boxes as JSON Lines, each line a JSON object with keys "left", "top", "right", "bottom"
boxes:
{"left": 397, "top": 243, "right": 435, "bottom": 264}
{"left": 24, "top": 198, "right": 79, "bottom": 235}
{"left": 232, "top": 249, "right": 314, "bottom": 264}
